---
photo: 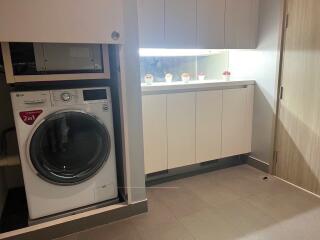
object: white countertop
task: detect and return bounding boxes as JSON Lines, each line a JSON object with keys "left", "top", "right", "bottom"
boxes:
{"left": 141, "top": 79, "right": 255, "bottom": 94}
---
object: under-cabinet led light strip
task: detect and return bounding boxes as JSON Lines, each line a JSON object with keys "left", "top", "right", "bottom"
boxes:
{"left": 139, "top": 48, "right": 227, "bottom": 57}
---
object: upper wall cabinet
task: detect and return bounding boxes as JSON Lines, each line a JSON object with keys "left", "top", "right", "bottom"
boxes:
{"left": 197, "top": 0, "right": 225, "bottom": 49}
{"left": 138, "top": 0, "right": 165, "bottom": 48}
{"left": 0, "top": 0, "right": 124, "bottom": 44}
{"left": 138, "top": 0, "right": 197, "bottom": 49}
{"left": 165, "top": 0, "right": 197, "bottom": 48}
{"left": 225, "top": 0, "right": 259, "bottom": 49}
{"left": 138, "top": 0, "right": 259, "bottom": 49}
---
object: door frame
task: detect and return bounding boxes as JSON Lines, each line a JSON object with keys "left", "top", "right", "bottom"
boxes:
{"left": 271, "top": 0, "right": 289, "bottom": 175}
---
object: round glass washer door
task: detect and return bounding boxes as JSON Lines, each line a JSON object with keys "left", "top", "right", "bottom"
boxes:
{"left": 29, "top": 110, "right": 111, "bottom": 185}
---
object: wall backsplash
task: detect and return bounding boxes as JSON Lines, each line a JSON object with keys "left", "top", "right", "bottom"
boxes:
{"left": 140, "top": 51, "right": 229, "bottom": 83}
{"left": 140, "top": 56, "right": 196, "bottom": 82}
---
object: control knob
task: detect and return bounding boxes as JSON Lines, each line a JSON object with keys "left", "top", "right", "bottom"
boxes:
{"left": 61, "top": 92, "right": 71, "bottom": 102}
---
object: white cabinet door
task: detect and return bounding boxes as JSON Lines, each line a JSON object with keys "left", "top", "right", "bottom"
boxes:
{"left": 197, "top": 0, "right": 226, "bottom": 49}
{"left": 225, "top": 0, "right": 259, "bottom": 49}
{"left": 0, "top": 0, "right": 123, "bottom": 43}
{"left": 165, "top": 0, "right": 197, "bottom": 48}
{"left": 244, "top": 85, "right": 254, "bottom": 153}
{"left": 138, "top": 0, "right": 165, "bottom": 48}
{"left": 196, "top": 90, "right": 223, "bottom": 163}
{"left": 167, "top": 92, "right": 196, "bottom": 169}
{"left": 142, "top": 95, "right": 168, "bottom": 174}
{"left": 221, "top": 86, "right": 253, "bottom": 157}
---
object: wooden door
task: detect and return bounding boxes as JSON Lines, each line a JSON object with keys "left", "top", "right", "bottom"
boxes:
{"left": 275, "top": 0, "right": 320, "bottom": 195}
{"left": 167, "top": 92, "right": 196, "bottom": 169}
{"left": 142, "top": 94, "right": 168, "bottom": 174}
{"left": 165, "top": 0, "right": 197, "bottom": 48}
{"left": 137, "top": 0, "right": 165, "bottom": 48}
{"left": 196, "top": 90, "right": 223, "bottom": 163}
{"left": 225, "top": 0, "right": 259, "bottom": 49}
{"left": 197, "top": 0, "right": 226, "bottom": 49}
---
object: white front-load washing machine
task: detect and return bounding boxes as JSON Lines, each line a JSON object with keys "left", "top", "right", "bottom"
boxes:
{"left": 11, "top": 87, "right": 118, "bottom": 220}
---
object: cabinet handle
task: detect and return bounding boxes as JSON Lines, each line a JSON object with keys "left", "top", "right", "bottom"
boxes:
{"left": 111, "top": 31, "right": 120, "bottom": 41}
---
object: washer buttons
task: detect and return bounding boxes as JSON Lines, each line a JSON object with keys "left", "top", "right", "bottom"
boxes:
{"left": 61, "top": 92, "right": 71, "bottom": 102}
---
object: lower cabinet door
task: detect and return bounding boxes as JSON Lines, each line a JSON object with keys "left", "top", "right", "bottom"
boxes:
{"left": 142, "top": 94, "right": 168, "bottom": 174}
{"left": 196, "top": 90, "right": 223, "bottom": 163}
{"left": 221, "top": 86, "right": 253, "bottom": 157}
{"left": 167, "top": 92, "right": 196, "bottom": 169}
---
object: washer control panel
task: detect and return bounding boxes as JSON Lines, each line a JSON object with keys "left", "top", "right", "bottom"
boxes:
{"left": 52, "top": 89, "right": 78, "bottom": 106}
{"left": 11, "top": 88, "right": 110, "bottom": 109}
{"left": 51, "top": 88, "right": 109, "bottom": 106}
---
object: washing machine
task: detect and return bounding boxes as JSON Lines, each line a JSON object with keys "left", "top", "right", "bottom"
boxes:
{"left": 11, "top": 87, "right": 118, "bottom": 220}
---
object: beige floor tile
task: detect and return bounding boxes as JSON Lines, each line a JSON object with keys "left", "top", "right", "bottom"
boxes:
{"left": 53, "top": 234, "right": 78, "bottom": 240}
{"left": 77, "top": 219, "right": 142, "bottom": 240}
{"left": 55, "top": 165, "right": 320, "bottom": 240}
{"left": 180, "top": 175, "right": 242, "bottom": 207}
{"left": 133, "top": 219, "right": 195, "bottom": 240}
{"left": 179, "top": 208, "right": 241, "bottom": 240}
{"left": 130, "top": 193, "right": 178, "bottom": 228}
{"left": 213, "top": 198, "right": 276, "bottom": 235}
{"left": 235, "top": 224, "right": 292, "bottom": 240}
{"left": 246, "top": 187, "right": 320, "bottom": 221}
{"left": 278, "top": 210, "right": 320, "bottom": 240}
{"left": 150, "top": 185, "right": 210, "bottom": 218}
{"left": 129, "top": 206, "right": 178, "bottom": 229}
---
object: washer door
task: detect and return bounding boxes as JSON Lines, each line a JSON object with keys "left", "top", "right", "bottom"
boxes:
{"left": 29, "top": 110, "right": 111, "bottom": 185}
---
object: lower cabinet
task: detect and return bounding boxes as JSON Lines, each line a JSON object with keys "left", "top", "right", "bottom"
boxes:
{"left": 142, "top": 85, "right": 254, "bottom": 174}
{"left": 196, "top": 90, "right": 222, "bottom": 163}
{"left": 167, "top": 92, "right": 196, "bottom": 169}
{"left": 221, "top": 86, "right": 254, "bottom": 157}
{"left": 142, "top": 94, "right": 167, "bottom": 174}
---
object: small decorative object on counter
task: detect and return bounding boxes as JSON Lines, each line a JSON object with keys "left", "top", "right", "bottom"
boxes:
{"left": 144, "top": 74, "right": 154, "bottom": 85}
{"left": 165, "top": 73, "right": 173, "bottom": 83}
{"left": 181, "top": 73, "right": 191, "bottom": 83}
{"left": 223, "top": 71, "right": 231, "bottom": 81}
{"left": 198, "top": 72, "right": 206, "bottom": 81}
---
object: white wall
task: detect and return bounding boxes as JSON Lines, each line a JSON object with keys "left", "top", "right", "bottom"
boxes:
{"left": 120, "top": 0, "right": 146, "bottom": 203}
{"left": 229, "top": 0, "right": 284, "bottom": 164}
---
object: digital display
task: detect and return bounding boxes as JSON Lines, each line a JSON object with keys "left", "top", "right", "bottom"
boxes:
{"left": 83, "top": 89, "right": 107, "bottom": 101}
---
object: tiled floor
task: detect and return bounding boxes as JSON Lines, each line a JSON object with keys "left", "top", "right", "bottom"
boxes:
{"left": 56, "top": 165, "right": 320, "bottom": 240}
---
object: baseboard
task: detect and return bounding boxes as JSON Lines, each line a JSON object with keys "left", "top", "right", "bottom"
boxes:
{"left": 28, "top": 198, "right": 121, "bottom": 226}
{"left": 245, "top": 155, "right": 270, "bottom": 173}
{"left": 0, "top": 200, "right": 148, "bottom": 240}
{"left": 146, "top": 156, "right": 246, "bottom": 186}
{"left": 274, "top": 176, "right": 320, "bottom": 200}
